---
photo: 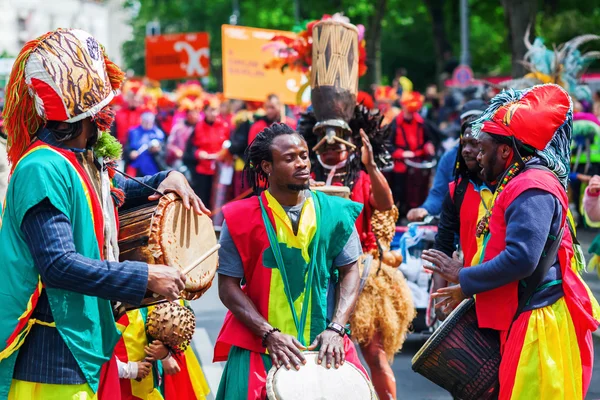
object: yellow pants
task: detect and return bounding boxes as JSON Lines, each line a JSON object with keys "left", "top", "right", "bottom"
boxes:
{"left": 9, "top": 380, "right": 95, "bottom": 400}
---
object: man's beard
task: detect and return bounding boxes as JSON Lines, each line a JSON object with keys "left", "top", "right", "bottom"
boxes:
{"left": 484, "top": 151, "right": 499, "bottom": 183}
{"left": 287, "top": 183, "right": 310, "bottom": 192}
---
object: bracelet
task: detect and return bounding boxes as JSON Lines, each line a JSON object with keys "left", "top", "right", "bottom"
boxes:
{"left": 326, "top": 322, "right": 346, "bottom": 337}
{"left": 261, "top": 327, "right": 281, "bottom": 348}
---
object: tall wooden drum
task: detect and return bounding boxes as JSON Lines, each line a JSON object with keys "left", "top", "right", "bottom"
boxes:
{"left": 310, "top": 20, "right": 359, "bottom": 133}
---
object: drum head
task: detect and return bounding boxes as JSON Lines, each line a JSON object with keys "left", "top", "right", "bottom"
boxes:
{"left": 152, "top": 193, "right": 218, "bottom": 294}
{"left": 266, "top": 352, "right": 376, "bottom": 400}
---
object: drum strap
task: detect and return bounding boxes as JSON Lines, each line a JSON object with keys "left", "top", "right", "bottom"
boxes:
{"left": 258, "top": 194, "right": 322, "bottom": 346}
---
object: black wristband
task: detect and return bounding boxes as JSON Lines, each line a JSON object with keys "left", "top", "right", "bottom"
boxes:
{"left": 261, "top": 327, "right": 281, "bottom": 348}
{"left": 326, "top": 322, "right": 346, "bottom": 337}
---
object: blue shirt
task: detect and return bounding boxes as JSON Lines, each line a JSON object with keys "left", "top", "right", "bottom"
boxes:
{"left": 421, "top": 145, "right": 457, "bottom": 215}
{"left": 128, "top": 125, "right": 165, "bottom": 176}
{"left": 13, "top": 131, "right": 169, "bottom": 384}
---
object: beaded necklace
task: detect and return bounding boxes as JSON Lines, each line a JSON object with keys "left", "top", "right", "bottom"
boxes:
{"left": 475, "top": 156, "right": 533, "bottom": 237}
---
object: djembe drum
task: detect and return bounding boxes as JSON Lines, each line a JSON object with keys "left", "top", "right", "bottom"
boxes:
{"left": 310, "top": 20, "right": 359, "bottom": 151}
{"left": 118, "top": 193, "right": 219, "bottom": 300}
{"left": 412, "top": 299, "right": 501, "bottom": 399}
{"left": 266, "top": 352, "right": 376, "bottom": 400}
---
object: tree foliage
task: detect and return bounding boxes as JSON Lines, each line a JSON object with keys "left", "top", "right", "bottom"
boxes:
{"left": 122, "top": 0, "right": 600, "bottom": 91}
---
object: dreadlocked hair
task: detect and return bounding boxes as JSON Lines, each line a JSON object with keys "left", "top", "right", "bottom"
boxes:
{"left": 453, "top": 121, "right": 473, "bottom": 183}
{"left": 243, "top": 122, "right": 298, "bottom": 194}
{"left": 298, "top": 104, "right": 392, "bottom": 189}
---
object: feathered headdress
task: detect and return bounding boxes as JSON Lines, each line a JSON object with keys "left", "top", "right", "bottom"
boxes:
{"left": 472, "top": 84, "right": 572, "bottom": 188}
{"left": 500, "top": 29, "right": 600, "bottom": 101}
{"left": 2, "top": 28, "right": 124, "bottom": 166}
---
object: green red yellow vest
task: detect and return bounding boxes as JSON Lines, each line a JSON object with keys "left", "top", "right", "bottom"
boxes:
{"left": 477, "top": 168, "right": 599, "bottom": 334}
{"left": 449, "top": 178, "right": 493, "bottom": 267}
{"left": 0, "top": 142, "right": 120, "bottom": 398}
{"left": 213, "top": 190, "right": 362, "bottom": 361}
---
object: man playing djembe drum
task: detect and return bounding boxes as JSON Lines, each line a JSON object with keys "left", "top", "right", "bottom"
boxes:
{"left": 214, "top": 123, "right": 369, "bottom": 399}
{"left": 0, "top": 29, "right": 207, "bottom": 399}
{"left": 423, "top": 84, "right": 599, "bottom": 399}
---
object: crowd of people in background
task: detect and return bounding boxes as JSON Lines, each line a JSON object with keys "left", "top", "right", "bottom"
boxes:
{"left": 3, "top": 74, "right": 600, "bottom": 228}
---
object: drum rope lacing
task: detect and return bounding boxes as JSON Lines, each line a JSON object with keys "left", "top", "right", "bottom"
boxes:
{"left": 258, "top": 193, "right": 321, "bottom": 346}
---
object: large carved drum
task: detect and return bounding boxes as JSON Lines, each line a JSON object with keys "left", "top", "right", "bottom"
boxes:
{"left": 310, "top": 20, "right": 359, "bottom": 138}
{"left": 412, "top": 299, "right": 501, "bottom": 399}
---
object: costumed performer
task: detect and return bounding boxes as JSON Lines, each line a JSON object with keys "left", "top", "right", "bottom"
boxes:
{"left": 429, "top": 120, "right": 494, "bottom": 318}
{"left": 423, "top": 84, "right": 600, "bottom": 400}
{"left": 214, "top": 123, "right": 368, "bottom": 399}
{"left": 407, "top": 99, "right": 488, "bottom": 222}
{"left": 183, "top": 96, "right": 230, "bottom": 207}
{"left": 0, "top": 28, "right": 207, "bottom": 400}
{"left": 388, "top": 91, "right": 437, "bottom": 218}
{"left": 296, "top": 16, "right": 414, "bottom": 400}
{"left": 299, "top": 102, "right": 415, "bottom": 400}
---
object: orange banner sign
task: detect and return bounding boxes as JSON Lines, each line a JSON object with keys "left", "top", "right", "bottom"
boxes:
{"left": 221, "top": 25, "right": 307, "bottom": 105}
{"left": 145, "top": 32, "right": 210, "bottom": 80}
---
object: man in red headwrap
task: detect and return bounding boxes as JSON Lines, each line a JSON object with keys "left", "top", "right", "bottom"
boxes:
{"left": 423, "top": 84, "right": 599, "bottom": 399}
{"left": 388, "top": 91, "right": 436, "bottom": 218}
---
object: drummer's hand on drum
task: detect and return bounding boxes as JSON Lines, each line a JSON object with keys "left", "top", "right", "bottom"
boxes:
{"left": 308, "top": 330, "right": 344, "bottom": 369}
{"left": 309, "top": 178, "right": 325, "bottom": 187}
{"left": 147, "top": 264, "right": 186, "bottom": 301}
{"left": 431, "top": 285, "right": 467, "bottom": 314}
{"left": 422, "top": 249, "right": 463, "bottom": 284}
{"left": 149, "top": 171, "right": 210, "bottom": 216}
{"left": 265, "top": 331, "right": 307, "bottom": 371}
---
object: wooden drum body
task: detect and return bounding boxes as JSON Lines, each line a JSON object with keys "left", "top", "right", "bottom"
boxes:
{"left": 118, "top": 193, "right": 218, "bottom": 299}
{"left": 310, "top": 20, "right": 359, "bottom": 139}
{"left": 411, "top": 299, "right": 500, "bottom": 400}
{"left": 266, "top": 352, "right": 376, "bottom": 400}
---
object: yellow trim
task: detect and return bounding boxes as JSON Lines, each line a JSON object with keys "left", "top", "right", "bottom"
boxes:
{"left": 0, "top": 318, "right": 56, "bottom": 362}
{"left": 13, "top": 145, "right": 99, "bottom": 241}
{"left": 265, "top": 190, "right": 317, "bottom": 344}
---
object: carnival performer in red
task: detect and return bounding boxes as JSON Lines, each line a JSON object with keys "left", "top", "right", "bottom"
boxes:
{"left": 424, "top": 84, "right": 600, "bottom": 399}
{"left": 430, "top": 121, "right": 494, "bottom": 317}
{"left": 247, "top": 94, "right": 297, "bottom": 145}
{"left": 389, "top": 91, "right": 436, "bottom": 217}
{"left": 183, "top": 97, "right": 230, "bottom": 206}
{"left": 115, "top": 80, "right": 145, "bottom": 145}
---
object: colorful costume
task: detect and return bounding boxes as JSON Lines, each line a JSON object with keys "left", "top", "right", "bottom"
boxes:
{"left": 214, "top": 190, "right": 367, "bottom": 399}
{"left": 0, "top": 29, "right": 166, "bottom": 400}
{"left": 295, "top": 17, "right": 414, "bottom": 400}
{"left": 467, "top": 84, "right": 600, "bottom": 399}
{"left": 184, "top": 114, "right": 229, "bottom": 206}
{"left": 388, "top": 94, "right": 436, "bottom": 217}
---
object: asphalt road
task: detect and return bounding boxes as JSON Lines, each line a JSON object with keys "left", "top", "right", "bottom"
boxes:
{"left": 191, "top": 242, "right": 600, "bottom": 400}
